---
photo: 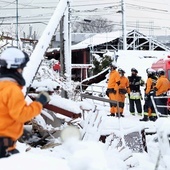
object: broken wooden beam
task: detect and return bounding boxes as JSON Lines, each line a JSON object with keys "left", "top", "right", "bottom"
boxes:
{"left": 29, "top": 95, "right": 81, "bottom": 119}
{"left": 44, "top": 103, "right": 81, "bottom": 119}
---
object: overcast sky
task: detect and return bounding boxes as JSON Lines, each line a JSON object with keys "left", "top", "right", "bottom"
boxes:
{"left": 0, "top": 0, "right": 169, "bottom": 38}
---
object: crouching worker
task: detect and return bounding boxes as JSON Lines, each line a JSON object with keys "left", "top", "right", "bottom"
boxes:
{"left": 0, "top": 47, "right": 50, "bottom": 158}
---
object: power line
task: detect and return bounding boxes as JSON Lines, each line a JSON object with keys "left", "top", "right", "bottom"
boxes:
{"left": 0, "top": 7, "right": 55, "bottom": 10}
{"left": 0, "top": 21, "right": 48, "bottom": 25}
{"left": 0, "top": 0, "right": 169, "bottom": 36}
{"left": 73, "top": 20, "right": 170, "bottom": 30}
{"left": 126, "top": 3, "right": 168, "bottom": 13}
{"left": 72, "top": 0, "right": 120, "bottom": 3}
{"left": 70, "top": 2, "right": 170, "bottom": 19}
{"left": 127, "top": 15, "right": 170, "bottom": 22}
{"left": 0, "top": 0, "right": 16, "bottom": 8}
{"left": 0, "top": 0, "right": 57, "bottom": 9}
{"left": 71, "top": 2, "right": 121, "bottom": 7}
{"left": 71, "top": 10, "right": 170, "bottom": 21}
{"left": 128, "top": 0, "right": 167, "bottom": 6}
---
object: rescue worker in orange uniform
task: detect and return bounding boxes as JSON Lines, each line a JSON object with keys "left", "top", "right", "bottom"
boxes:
{"left": 140, "top": 68, "right": 157, "bottom": 121}
{"left": 154, "top": 68, "right": 169, "bottom": 115}
{"left": 117, "top": 68, "right": 130, "bottom": 117}
{"left": 106, "top": 63, "right": 120, "bottom": 116}
{"left": 0, "top": 47, "right": 50, "bottom": 158}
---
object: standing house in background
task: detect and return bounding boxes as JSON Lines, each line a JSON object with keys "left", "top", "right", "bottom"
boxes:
{"left": 46, "top": 29, "right": 170, "bottom": 81}
{"left": 0, "top": 30, "right": 168, "bottom": 82}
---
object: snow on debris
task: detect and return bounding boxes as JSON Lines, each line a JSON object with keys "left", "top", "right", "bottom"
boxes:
{"left": 72, "top": 31, "right": 122, "bottom": 50}
{"left": 50, "top": 95, "right": 82, "bottom": 114}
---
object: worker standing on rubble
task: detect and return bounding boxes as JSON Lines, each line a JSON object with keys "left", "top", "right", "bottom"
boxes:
{"left": 140, "top": 68, "right": 157, "bottom": 121}
{"left": 154, "top": 68, "right": 169, "bottom": 115}
{"left": 128, "top": 68, "right": 145, "bottom": 116}
{"left": 0, "top": 47, "right": 50, "bottom": 158}
{"left": 106, "top": 63, "right": 120, "bottom": 117}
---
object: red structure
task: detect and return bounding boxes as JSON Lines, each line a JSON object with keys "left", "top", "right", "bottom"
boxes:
{"left": 53, "top": 61, "right": 61, "bottom": 72}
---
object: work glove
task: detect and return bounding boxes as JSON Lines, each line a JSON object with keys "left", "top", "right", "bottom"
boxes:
{"left": 116, "top": 81, "right": 120, "bottom": 86}
{"left": 144, "top": 94, "right": 148, "bottom": 100}
{"left": 106, "top": 89, "right": 109, "bottom": 97}
{"left": 140, "top": 80, "right": 145, "bottom": 86}
{"left": 36, "top": 91, "right": 50, "bottom": 106}
{"left": 149, "top": 90, "right": 155, "bottom": 96}
{"left": 112, "top": 89, "right": 116, "bottom": 94}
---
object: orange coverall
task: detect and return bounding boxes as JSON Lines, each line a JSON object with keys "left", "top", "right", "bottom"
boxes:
{"left": 107, "top": 70, "right": 120, "bottom": 115}
{"left": 143, "top": 77, "right": 157, "bottom": 117}
{"left": 116, "top": 75, "right": 130, "bottom": 114}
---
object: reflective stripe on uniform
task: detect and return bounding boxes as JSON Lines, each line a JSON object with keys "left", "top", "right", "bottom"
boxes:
{"left": 131, "top": 112, "right": 135, "bottom": 115}
{"left": 144, "top": 112, "right": 148, "bottom": 116}
{"left": 130, "top": 92, "right": 141, "bottom": 99}
{"left": 151, "top": 113, "right": 157, "bottom": 116}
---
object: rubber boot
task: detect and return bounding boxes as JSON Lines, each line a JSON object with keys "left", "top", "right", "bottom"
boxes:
{"left": 139, "top": 115, "right": 148, "bottom": 121}
{"left": 107, "top": 113, "right": 115, "bottom": 117}
{"left": 149, "top": 116, "right": 157, "bottom": 122}
{"left": 116, "top": 113, "right": 120, "bottom": 117}
{"left": 130, "top": 112, "right": 135, "bottom": 116}
{"left": 120, "top": 112, "right": 124, "bottom": 117}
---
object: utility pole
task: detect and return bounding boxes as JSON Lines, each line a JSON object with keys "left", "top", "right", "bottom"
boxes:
{"left": 16, "top": 0, "right": 19, "bottom": 48}
{"left": 121, "top": 0, "right": 127, "bottom": 50}
{"left": 67, "top": 0, "right": 72, "bottom": 87}
{"left": 60, "top": 1, "right": 71, "bottom": 99}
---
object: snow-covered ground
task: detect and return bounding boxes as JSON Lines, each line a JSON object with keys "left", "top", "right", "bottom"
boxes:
{"left": 1, "top": 114, "right": 170, "bottom": 170}
{"left": 1, "top": 50, "right": 170, "bottom": 170}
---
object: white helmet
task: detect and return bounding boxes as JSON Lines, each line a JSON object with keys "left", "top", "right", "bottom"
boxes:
{"left": 109, "top": 62, "right": 117, "bottom": 69}
{"left": 147, "top": 68, "right": 156, "bottom": 74}
{"left": 157, "top": 68, "right": 165, "bottom": 76}
{"left": 0, "top": 47, "right": 29, "bottom": 69}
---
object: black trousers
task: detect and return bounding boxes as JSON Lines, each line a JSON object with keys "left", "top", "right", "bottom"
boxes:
{"left": 0, "top": 137, "right": 19, "bottom": 158}
{"left": 143, "top": 97, "right": 156, "bottom": 113}
{"left": 0, "top": 143, "right": 7, "bottom": 158}
{"left": 155, "top": 97, "right": 168, "bottom": 115}
{"left": 129, "top": 98, "right": 142, "bottom": 113}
